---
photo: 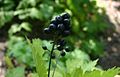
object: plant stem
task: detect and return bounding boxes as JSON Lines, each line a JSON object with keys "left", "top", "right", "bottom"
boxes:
{"left": 48, "top": 42, "right": 55, "bottom": 77}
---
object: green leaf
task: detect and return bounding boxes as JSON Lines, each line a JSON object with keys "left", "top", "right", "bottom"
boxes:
{"left": 66, "top": 59, "right": 82, "bottom": 73}
{"left": 102, "top": 67, "right": 120, "bottom": 77}
{"left": 7, "top": 38, "right": 33, "bottom": 67}
{"left": 28, "top": 39, "right": 47, "bottom": 77}
{"left": 72, "top": 68, "right": 83, "bottom": 77}
{"left": 30, "top": 73, "right": 39, "bottom": 77}
{"left": 29, "top": 8, "right": 43, "bottom": 20}
{"left": 6, "top": 66, "right": 25, "bottom": 77}
{"left": 83, "top": 70, "right": 102, "bottom": 77}
{"left": 63, "top": 73, "right": 71, "bottom": 77}
{"left": 68, "top": 67, "right": 120, "bottom": 77}
{"left": 39, "top": 4, "right": 53, "bottom": 19}
{"left": 20, "top": 22, "right": 32, "bottom": 31}
{"left": 0, "top": 11, "right": 13, "bottom": 28}
{"left": 81, "top": 60, "right": 98, "bottom": 73}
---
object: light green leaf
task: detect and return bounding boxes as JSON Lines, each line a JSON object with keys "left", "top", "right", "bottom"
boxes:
{"left": 102, "top": 67, "right": 120, "bottom": 77}
{"left": 63, "top": 73, "right": 71, "bottom": 77}
{"left": 83, "top": 70, "right": 102, "bottom": 77}
{"left": 72, "top": 68, "right": 83, "bottom": 77}
{"left": 8, "top": 24, "right": 20, "bottom": 34}
{"left": 20, "top": 22, "right": 32, "bottom": 31}
{"left": 71, "top": 48, "right": 90, "bottom": 61}
{"left": 30, "top": 8, "right": 43, "bottom": 20}
{"left": 30, "top": 73, "right": 39, "bottom": 77}
{"left": 81, "top": 60, "right": 98, "bottom": 73}
{"left": 66, "top": 59, "right": 82, "bottom": 73}
{"left": 28, "top": 39, "right": 47, "bottom": 77}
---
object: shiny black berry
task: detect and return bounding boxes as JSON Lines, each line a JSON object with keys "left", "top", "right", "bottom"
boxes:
{"left": 42, "top": 46, "right": 47, "bottom": 50}
{"left": 44, "top": 28, "right": 50, "bottom": 34}
{"left": 60, "top": 51, "right": 66, "bottom": 56}
{"left": 50, "top": 19, "right": 58, "bottom": 25}
{"left": 57, "top": 24, "right": 65, "bottom": 30}
{"left": 62, "top": 13, "right": 70, "bottom": 19}
{"left": 63, "top": 19, "right": 70, "bottom": 26}
{"left": 65, "top": 46, "right": 70, "bottom": 52}
{"left": 55, "top": 15, "right": 63, "bottom": 22}
{"left": 49, "top": 24, "right": 56, "bottom": 30}
{"left": 57, "top": 45, "right": 63, "bottom": 51}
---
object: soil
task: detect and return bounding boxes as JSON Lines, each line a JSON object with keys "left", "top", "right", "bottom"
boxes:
{"left": 97, "top": 0, "right": 120, "bottom": 70}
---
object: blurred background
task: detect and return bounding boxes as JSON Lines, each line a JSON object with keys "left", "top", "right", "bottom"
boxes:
{"left": 0, "top": 0, "right": 120, "bottom": 77}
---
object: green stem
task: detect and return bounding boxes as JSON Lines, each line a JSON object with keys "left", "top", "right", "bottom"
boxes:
{"left": 48, "top": 42, "right": 55, "bottom": 77}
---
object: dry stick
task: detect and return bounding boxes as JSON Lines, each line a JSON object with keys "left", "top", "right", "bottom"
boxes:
{"left": 48, "top": 42, "right": 55, "bottom": 77}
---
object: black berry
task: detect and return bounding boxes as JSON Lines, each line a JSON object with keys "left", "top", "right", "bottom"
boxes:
{"left": 57, "top": 24, "right": 65, "bottom": 30}
{"left": 55, "top": 15, "right": 63, "bottom": 22}
{"left": 50, "top": 19, "right": 58, "bottom": 25}
{"left": 62, "top": 13, "right": 70, "bottom": 19}
{"left": 60, "top": 51, "right": 66, "bottom": 56}
{"left": 49, "top": 24, "right": 56, "bottom": 30}
{"left": 65, "top": 46, "right": 70, "bottom": 52}
{"left": 44, "top": 28, "right": 50, "bottom": 34}
{"left": 57, "top": 45, "right": 64, "bottom": 51}
{"left": 63, "top": 19, "right": 70, "bottom": 26}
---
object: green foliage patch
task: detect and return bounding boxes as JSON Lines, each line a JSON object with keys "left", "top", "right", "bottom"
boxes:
{"left": 28, "top": 39, "right": 120, "bottom": 77}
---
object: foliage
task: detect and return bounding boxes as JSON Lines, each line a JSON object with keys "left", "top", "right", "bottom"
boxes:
{"left": 7, "top": 37, "right": 34, "bottom": 67}
{"left": 27, "top": 39, "right": 47, "bottom": 77}
{"left": 6, "top": 66, "right": 25, "bottom": 77}
{"left": 28, "top": 39, "right": 120, "bottom": 77}
{"left": 6, "top": 22, "right": 33, "bottom": 67}
{"left": 0, "top": 0, "right": 108, "bottom": 57}
{"left": 5, "top": 18, "right": 33, "bottom": 67}
{"left": 65, "top": 67, "right": 120, "bottom": 77}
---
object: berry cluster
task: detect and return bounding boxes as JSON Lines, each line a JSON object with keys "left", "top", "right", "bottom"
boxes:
{"left": 44, "top": 13, "right": 71, "bottom": 37}
{"left": 43, "top": 13, "right": 71, "bottom": 58}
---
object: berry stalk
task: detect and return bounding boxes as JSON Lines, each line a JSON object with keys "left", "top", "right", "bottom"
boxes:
{"left": 48, "top": 42, "right": 55, "bottom": 77}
